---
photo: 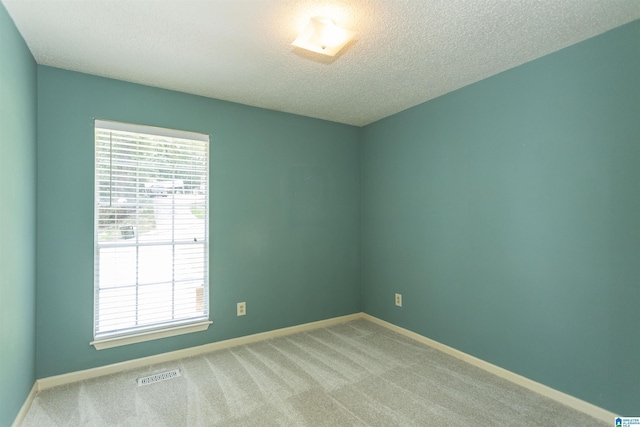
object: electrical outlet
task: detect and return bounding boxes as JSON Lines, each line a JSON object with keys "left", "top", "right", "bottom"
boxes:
{"left": 237, "top": 302, "right": 246, "bottom": 316}
{"left": 395, "top": 293, "right": 402, "bottom": 307}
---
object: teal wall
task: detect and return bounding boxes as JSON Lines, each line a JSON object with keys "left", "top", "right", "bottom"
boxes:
{"left": 361, "top": 20, "right": 640, "bottom": 415}
{"left": 36, "top": 66, "right": 361, "bottom": 378}
{"left": 0, "top": 3, "right": 37, "bottom": 426}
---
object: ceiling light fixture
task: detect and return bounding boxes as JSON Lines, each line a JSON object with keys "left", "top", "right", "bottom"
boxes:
{"left": 292, "top": 17, "right": 356, "bottom": 57}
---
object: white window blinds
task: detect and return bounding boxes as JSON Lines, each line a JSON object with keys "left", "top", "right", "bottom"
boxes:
{"left": 94, "top": 120, "right": 209, "bottom": 343}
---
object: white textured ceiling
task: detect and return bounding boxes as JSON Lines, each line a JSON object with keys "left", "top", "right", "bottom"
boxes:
{"left": 3, "top": 0, "right": 639, "bottom": 126}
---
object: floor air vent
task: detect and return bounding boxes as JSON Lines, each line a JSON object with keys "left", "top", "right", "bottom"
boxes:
{"left": 137, "top": 369, "right": 181, "bottom": 386}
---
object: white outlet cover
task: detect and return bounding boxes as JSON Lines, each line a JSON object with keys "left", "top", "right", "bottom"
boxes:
{"left": 237, "top": 302, "right": 246, "bottom": 316}
{"left": 395, "top": 293, "right": 402, "bottom": 307}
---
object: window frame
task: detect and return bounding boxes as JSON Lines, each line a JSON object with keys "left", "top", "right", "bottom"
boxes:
{"left": 91, "top": 119, "right": 211, "bottom": 350}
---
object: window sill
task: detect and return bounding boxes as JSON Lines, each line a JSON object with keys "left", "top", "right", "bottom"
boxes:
{"left": 90, "top": 320, "right": 213, "bottom": 350}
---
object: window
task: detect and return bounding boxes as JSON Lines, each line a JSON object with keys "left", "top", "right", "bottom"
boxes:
{"left": 92, "top": 120, "right": 210, "bottom": 349}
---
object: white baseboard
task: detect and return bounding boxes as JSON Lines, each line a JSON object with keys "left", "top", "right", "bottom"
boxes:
{"left": 11, "top": 382, "right": 37, "bottom": 427}
{"left": 36, "top": 313, "right": 362, "bottom": 391}
{"left": 28, "top": 312, "right": 615, "bottom": 425}
{"left": 362, "top": 313, "right": 616, "bottom": 423}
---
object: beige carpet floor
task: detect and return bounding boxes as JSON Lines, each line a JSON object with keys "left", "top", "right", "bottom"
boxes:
{"left": 21, "top": 319, "right": 607, "bottom": 426}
